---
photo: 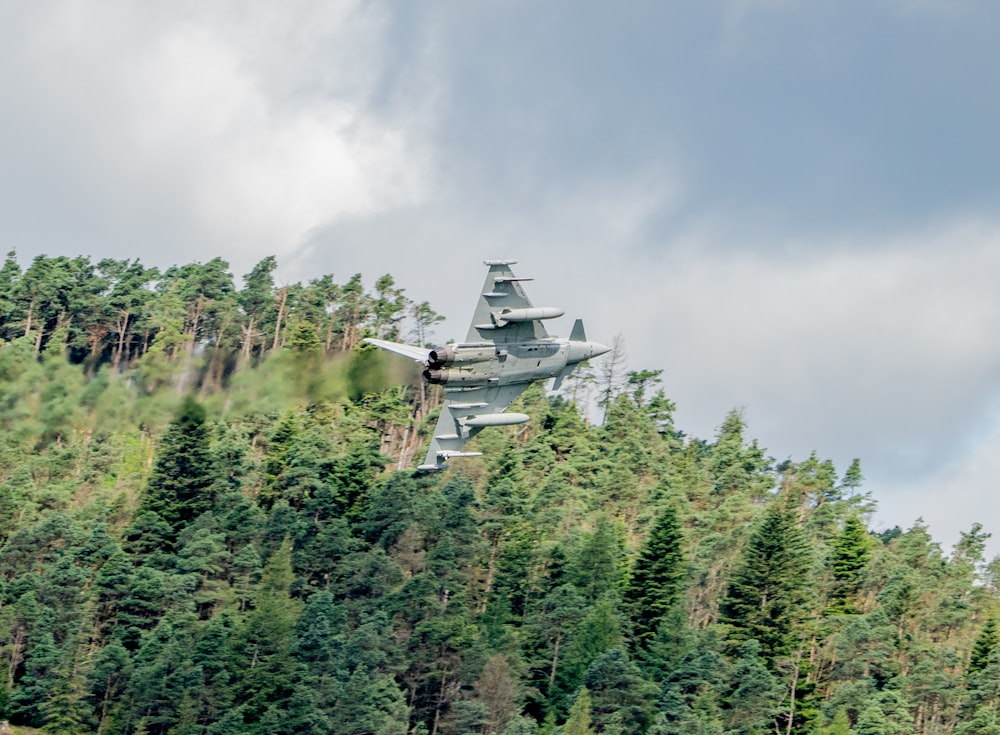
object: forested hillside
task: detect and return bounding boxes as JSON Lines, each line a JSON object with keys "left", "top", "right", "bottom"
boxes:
{"left": 1, "top": 253, "right": 997, "bottom": 735}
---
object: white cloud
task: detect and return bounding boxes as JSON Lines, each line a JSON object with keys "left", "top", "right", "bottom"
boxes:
{"left": 0, "top": 0, "right": 431, "bottom": 269}
{"left": 881, "top": 408, "right": 1000, "bottom": 555}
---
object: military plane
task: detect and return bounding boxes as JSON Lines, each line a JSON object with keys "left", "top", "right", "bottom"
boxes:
{"left": 364, "top": 260, "right": 610, "bottom": 470}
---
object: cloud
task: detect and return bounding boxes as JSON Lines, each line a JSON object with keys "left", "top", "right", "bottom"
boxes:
{"left": 0, "top": 0, "right": 430, "bottom": 270}
{"left": 881, "top": 403, "right": 1000, "bottom": 553}
{"left": 604, "top": 219, "right": 1000, "bottom": 548}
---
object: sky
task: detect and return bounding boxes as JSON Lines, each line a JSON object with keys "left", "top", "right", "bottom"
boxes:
{"left": 2, "top": 0, "right": 999, "bottom": 555}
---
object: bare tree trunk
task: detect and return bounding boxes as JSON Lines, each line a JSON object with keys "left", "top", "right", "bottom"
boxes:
{"left": 549, "top": 634, "right": 563, "bottom": 688}
{"left": 114, "top": 309, "right": 130, "bottom": 368}
{"left": 241, "top": 317, "right": 255, "bottom": 357}
{"left": 7, "top": 626, "right": 24, "bottom": 689}
{"left": 205, "top": 313, "right": 235, "bottom": 392}
{"left": 480, "top": 537, "right": 500, "bottom": 613}
{"left": 272, "top": 287, "right": 288, "bottom": 351}
{"left": 188, "top": 294, "right": 203, "bottom": 355}
{"left": 397, "top": 423, "right": 412, "bottom": 470}
{"left": 325, "top": 316, "right": 335, "bottom": 353}
{"left": 431, "top": 672, "right": 449, "bottom": 735}
{"left": 598, "top": 334, "right": 627, "bottom": 422}
{"left": 342, "top": 305, "right": 361, "bottom": 351}
{"left": 24, "top": 297, "right": 34, "bottom": 338}
{"left": 786, "top": 648, "right": 802, "bottom": 735}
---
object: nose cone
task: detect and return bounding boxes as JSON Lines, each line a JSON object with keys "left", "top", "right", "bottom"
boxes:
{"left": 590, "top": 341, "right": 611, "bottom": 359}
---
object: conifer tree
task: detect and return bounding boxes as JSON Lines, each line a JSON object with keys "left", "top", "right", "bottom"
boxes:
{"left": 0, "top": 249, "right": 21, "bottom": 338}
{"left": 570, "top": 517, "right": 625, "bottom": 602}
{"left": 827, "top": 515, "right": 872, "bottom": 614}
{"left": 718, "top": 501, "right": 813, "bottom": 661}
{"left": 525, "top": 584, "right": 587, "bottom": 709}
{"left": 958, "top": 645, "right": 1000, "bottom": 735}
{"left": 840, "top": 459, "right": 864, "bottom": 494}
{"left": 624, "top": 505, "right": 685, "bottom": 645}
{"left": 235, "top": 537, "right": 303, "bottom": 727}
{"left": 238, "top": 256, "right": 277, "bottom": 358}
{"left": 88, "top": 638, "right": 132, "bottom": 732}
{"left": 724, "top": 641, "right": 780, "bottom": 735}
{"left": 562, "top": 687, "right": 594, "bottom": 735}
{"left": 552, "top": 596, "right": 624, "bottom": 717}
{"left": 969, "top": 617, "right": 999, "bottom": 676}
{"left": 583, "top": 648, "right": 657, "bottom": 733}
{"left": 10, "top": 629, "right": 62, "bottom": 725}
{"left": 711, "top": 409, "right": 769, "bottom": 497}
{"left": 139, "top": 395, "right": 214, "bottom": 540}
{"left": 39, "top": 664, "right": 90, "bottom": 735}
{"left": 812, "top": 709, "right": 851, "bottom": 735}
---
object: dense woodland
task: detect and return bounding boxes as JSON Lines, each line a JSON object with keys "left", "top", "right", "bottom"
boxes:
{"left": 1, "top": 252, "right": 999, "bottom": 735}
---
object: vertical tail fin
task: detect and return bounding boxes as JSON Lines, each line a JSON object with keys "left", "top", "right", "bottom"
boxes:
{"left": 569, "top": 319, "right": 587, "bottom": 342}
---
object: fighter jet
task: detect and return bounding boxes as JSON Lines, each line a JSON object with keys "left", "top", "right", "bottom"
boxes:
{"left": 364, "top": 260, "right": 610, "bottom": 470}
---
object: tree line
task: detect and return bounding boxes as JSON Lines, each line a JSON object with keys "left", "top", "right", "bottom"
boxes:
{"left": 0, "top": 251, "right": 442, "bottom": 380}
{"left": 1, "top": 255, "right": 998, "bottom": 735}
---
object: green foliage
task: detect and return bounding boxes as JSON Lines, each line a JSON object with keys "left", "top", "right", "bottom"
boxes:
{"left": 811, "top": 709, "right": 851, "bottom": 735}
{"left": 138, "top": 395, "right": 215, "bottom": 542}
{"left": 719, "top": 500, "right": 813, "bottom": 661}
{"left": 969, "top": 617, "right": 999, "bottom": 675}
{"left": 562, "top": 687, "right": 594, "bottom": 735}
{"left": 583, "top": 648, "right": 657, "bottom": 732}
{"left": 827, "top": 515, "right": 873, "bottom": 614}
{"left": 625, "top": 505, "right": 685, "bottom": 645}
{"left": 0, "top": 254, "right": 998, "bottom": 735}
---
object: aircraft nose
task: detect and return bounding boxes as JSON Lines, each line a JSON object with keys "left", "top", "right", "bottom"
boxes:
{"left": 590, "top": 341, "right": 612, "bottom": 358}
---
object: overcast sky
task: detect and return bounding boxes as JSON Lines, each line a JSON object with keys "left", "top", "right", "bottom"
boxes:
{"left": 3, "top": 0, "right": 999, "bottom": 555}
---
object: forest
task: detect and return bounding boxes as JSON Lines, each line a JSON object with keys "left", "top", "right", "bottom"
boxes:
{"left": 0, "top": 251, "right": 998, "bottom": 735}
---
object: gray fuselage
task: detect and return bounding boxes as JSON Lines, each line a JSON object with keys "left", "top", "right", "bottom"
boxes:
{"left": 423, "top": 338, "right": 608, "bottom": 387}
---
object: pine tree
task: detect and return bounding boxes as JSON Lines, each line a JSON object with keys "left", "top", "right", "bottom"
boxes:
{"left": 657, "top": 642, "right": 728, "bottom": 735}
{"left": 718, "top": 501, "right": 813, "bottom": 661}
{"left": 139, "top": 395, "right": 215, "bottom": 540}
{"left": 562, "top": 687, "right": 595, "bottom": 735}
{"left": 10, "top": 629, "right": 62, "bottom": 725}
{"left": 723, "top": 641, "right": 780, "bottom": 735}
{"left": 812, "top": 709, "right": 851, "bottom": 735}
{"left": 840, "top": 459, "right": 864, "bottom": 493}
{"left": 234, "top": 538, "right": 303, "bottom": 726}
{"left": 711, "top": 409, "right": 770, "bottom": 497}
{"left": 525, "top": 584, "right": 587, "bottom": 711}
{"left": 554, "top": 596, "right": 624, "bottom": 711}
{"left": 624, "top": 506, "right": 685, "bottom": 645}
{"left": 238, "top": 256, "right": 276, "bottom": 358}
{"left": 969, "top": 617, "right": 999, "bottom": 676}
{"left": 39, "top": 664, "right": 90, "bottom": 735}
{"left": 959, "top": 646, "right": 1000, "bottom": 735}
{"left": 570, "top": 517, "right": 625, "bottom": 602}
{"left": 472, "top": 654, "right": 522, "bottom": 735}
{"left": 827, "top": 515, "right": 872, "bottom": 615}
{"left": 583, "top": 648, "right": 657, "bottom": 733}
{"left": 89, "top": 638, "right": 132, "bottom": 733}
